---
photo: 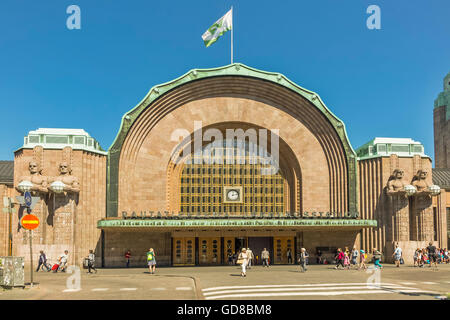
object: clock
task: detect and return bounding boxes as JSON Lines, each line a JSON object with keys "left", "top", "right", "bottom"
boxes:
{"left": 223, "top": 186, "right": 243, "bottom": 203}
{"left": 227, "top": 190, "right": 239, "bottom": 201}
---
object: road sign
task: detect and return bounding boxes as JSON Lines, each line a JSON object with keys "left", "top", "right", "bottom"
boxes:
{"left": 24, "top": 192, "right": 32, "bottom": 207}
{"left": 21, "top": 214, "right": 40, "bottom": 230}
{"left": 15, "top": 196, "right": 40, "bottom": 210}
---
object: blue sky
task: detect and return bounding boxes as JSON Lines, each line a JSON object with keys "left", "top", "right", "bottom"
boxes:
{"left": 0, "top": 0, "right": 448, "bottom": 163}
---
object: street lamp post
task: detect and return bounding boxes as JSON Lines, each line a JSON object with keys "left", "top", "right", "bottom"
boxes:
{"left": 17, "top": 181, "right": 34, "bottom": 287}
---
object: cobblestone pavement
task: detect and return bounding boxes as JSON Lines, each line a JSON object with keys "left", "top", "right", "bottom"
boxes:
{"left": 1, "top": 264, "right": 449, "bottom": 300}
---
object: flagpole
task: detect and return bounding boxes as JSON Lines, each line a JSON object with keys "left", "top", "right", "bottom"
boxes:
{"left": 231, "top": 6, "right": 233, "bottom": 64}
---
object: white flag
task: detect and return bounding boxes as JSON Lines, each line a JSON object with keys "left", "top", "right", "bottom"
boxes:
{"left": 202, "top": 9, "right": 232, "bottom": 47}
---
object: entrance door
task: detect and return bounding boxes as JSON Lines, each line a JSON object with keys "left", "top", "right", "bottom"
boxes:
{"left": 198, "top": 237, "right": 221, "bottom": 265}
{"left": 235, "top": 237, "right": 247, "bottom": 254}
{"left": 273, "top": 237, "right": 294, "bottom": 264}
{"left": 248, "top": 237, "right": 272, "bottom": 265}
{"left": 223, "top": 237, "right": 235, "bottom": 264}
{"left": 173, "top": 237, "right": 195, "bottom": 266}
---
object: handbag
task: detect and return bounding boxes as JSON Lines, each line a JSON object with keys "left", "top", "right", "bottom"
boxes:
{"left": 236, "top": 258, "right": 244, "bottom": 265}
{"left": 400, "top": 257, "right": 404, "bottom": 264}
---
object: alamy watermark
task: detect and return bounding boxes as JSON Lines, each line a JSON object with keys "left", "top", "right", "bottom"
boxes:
{"left": 366, "top": 5, "right": 381, "bottom": 30}
{"left": 170, "top": 121, "right": 280, "bottom": 175}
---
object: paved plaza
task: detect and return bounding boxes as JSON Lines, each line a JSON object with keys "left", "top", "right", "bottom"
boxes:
{"left": 1, "top": 263, "right": 449, "bottom": 300}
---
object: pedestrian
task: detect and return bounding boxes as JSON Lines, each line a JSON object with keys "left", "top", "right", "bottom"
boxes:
{"left": 55, "top": 250, "right": 69, "bottom": 273}
{"left": 316, "top": 249, "right": 323, "bottom": 264}
{"left": 125, "top": 250, "right": 131, "bottom": 268}
{"left": 359, "top": 249, "right": 367, "bottom": 270}
{"left": 343, "top": 250, "right": 350, "bottom": 270}
{"left": 247, "top": 248, "right": 254, "bottom": 269}
{"left": 261, "top": 248, "right": 270, "bottom": 267}
{"left": 86, "top": 249, "right": 97, "bottom": 274}
{"left": 444, "top": 248, "right": 449, "bottom": 264}
{"left": 427, "top": 242, "right": 438, "bottom": 270}
{"left": 287, "top": 248, "right": 293, "bottom": 264}
{"left": 413, "top": 248, "right": 419, "bottom": 267}
{"left": 351, "top": 247, "right": 358, "bottom": 269}
{"left": 334, "top": 248, "right": 345, "bottom": 270}
{"left": 147, "top": 248, "right": 156, "bottom": 274}
{"left": 227, "top": 252, "right": 233, "bottom": 265}
{"left": 373, "top": 248, "right": 383, "bottom": 269}
{"left": 392, "top": 244, "right": 402, "bottom": 268}
{"left": 36, "top": 250, "right": 47, "bottom": 272}
{"left": 232, "top": 251, "right": 237, "bottom": 265}
{"left": 299, "top": 248, "right": 308, "bottom": 272}
{"left": 237, "top": 248, "right": 249, "bottom": 277}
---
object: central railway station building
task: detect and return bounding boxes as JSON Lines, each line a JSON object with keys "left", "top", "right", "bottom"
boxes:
{"left": 2, "top": 64, "right": 449, "bottom": 267}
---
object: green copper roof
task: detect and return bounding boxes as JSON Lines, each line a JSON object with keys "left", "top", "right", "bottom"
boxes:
{"left": 97, "top": 218, "right": 377, "bottom": 229}
{"left": 17, "top": 128, "right": 107, "bottom": 155}
{"left": 108, "top": 63, "right": 356, "bottom": 156}
{"left": 356, "top": 137, "right": 429, "bottom": 160}
{"left": 434, "top": 72, "right": 450, "bottom": 121}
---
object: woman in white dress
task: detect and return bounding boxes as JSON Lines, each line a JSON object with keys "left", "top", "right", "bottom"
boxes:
{"left": 238, "top": 248, "right": 249, "bottom": 277}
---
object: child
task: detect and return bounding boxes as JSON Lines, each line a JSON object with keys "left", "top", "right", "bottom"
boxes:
{"left": 344, "top": 251, "right": 350, "bottom": 270}
{"left": 359, "top": 249, "right": 367, "bottom": 270}
{"left": 413, "top": 249, "right": 419, "bottom": 267}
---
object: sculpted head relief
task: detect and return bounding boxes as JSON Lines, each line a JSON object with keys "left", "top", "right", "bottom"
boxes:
{"left": 49, "top": 162, "right": 80, "bottom": 194}
{"left": 16, "top": 161, "right": 48, "bottom": 194}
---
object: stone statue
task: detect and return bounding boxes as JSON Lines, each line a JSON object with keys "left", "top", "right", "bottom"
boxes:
{"left": 386, "top": 169, "right": 407, "bottom": 196}
{"left": 50, "top": 162, "right": 80, "bottom": 194}
{"left": 411, "top": 169, "right": 431, "bottom": 195}
{"left": 16, "top": 161, "right": 48, "bottom": 194}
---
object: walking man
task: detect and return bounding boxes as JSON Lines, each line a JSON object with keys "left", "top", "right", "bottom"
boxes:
{"left": 299, "top": 248, "right": 308, "bottom": 272}
{"left": 247, "top": 248, "right": 254, "bottom": 269}
{"left": 427, "top": 242, "right": 438, "bottom": 270}
{"left": 125, "top": 250, "right": 131, "bottom": 268}
{"left": 351, "top": 247, "right": 358, "bottom": 269}
{"left": 287, "top": 248, "right": 293, "bottom": 264}
{"left": 56, "top": 250, "right": 69, "bottom": 272}
{"left": 86, "top": 250, "right": 97, "bottom": 274}
{"left": 36, "top": 250, "right": 47, "bottom": 272}
{"left": 261, "top": 248, "right": 270, "bottom": 267}
{"left": 392, "top": 244, "right": 402, "bottom": 268}
{"left": 373, "top": 248, "right": 383, "bottom": 269}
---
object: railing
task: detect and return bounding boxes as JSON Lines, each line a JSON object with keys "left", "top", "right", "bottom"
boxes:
{"left": 120, "top": 211, "right": 359, "bottom": 220}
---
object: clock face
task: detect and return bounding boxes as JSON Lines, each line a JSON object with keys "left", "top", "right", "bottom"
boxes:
{"left": 227, "top": 189, "right": 240, "bottom": 201}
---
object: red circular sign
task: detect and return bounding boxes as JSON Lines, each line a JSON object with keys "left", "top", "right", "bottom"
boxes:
{"left": 21, "top": 214, "right": 40, "bottom": 230}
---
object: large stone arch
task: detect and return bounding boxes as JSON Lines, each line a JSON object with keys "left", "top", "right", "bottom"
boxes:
{"left": 107, "top": 64, "right": 358, "bottom": 217}
{"left": 166, "top": 121, "right": 302, "bottom": 213}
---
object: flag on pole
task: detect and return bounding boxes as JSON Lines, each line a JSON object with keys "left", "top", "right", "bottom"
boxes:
{"left": 202, "top": 9, "right": 233, "bottom": 47}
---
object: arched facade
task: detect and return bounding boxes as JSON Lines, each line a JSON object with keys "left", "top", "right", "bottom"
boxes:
{"left": 107, "top": 64, "right": 358, "bottom": 218}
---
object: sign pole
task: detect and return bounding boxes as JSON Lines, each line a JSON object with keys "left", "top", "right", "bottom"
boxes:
{"left": 29, "top": 229, "right": 33, "bottom": 287}
{"left": 8, "top": 197, "right": 12, "bottom": 256}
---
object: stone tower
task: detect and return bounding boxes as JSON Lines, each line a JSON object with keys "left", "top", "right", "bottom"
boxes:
{"left": 434, "top": 72, "right": 450, "bottom": 168}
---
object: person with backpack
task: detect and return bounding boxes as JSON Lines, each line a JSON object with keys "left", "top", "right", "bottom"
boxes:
{"left": 86, "top": 249, "right": 97, "bottom": 274}
{"left": 427, "top": 242, "right": 438, "bottom": 269}
{"left": 373, "top": 248, "right": 383, "bottom": 269}
{"left": 237, "top": 248, "right": 249, "bottom": 277}
{"left": 298, "top": 248, "right": 308, "bottom": 272}
{"left": 36, "top": 250, "right": 47, "bottom": 272}
{"left": 392, "top": 244, "right": 402, "bottom": 268}
{"left": 334, "top": 248, "right": 345, "bottom": 270}
{"left": 359, "top": 249, "right": 367, "bottom": 270}
{"left": 147, "top": 248, "right": 156, "bottom": 274}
